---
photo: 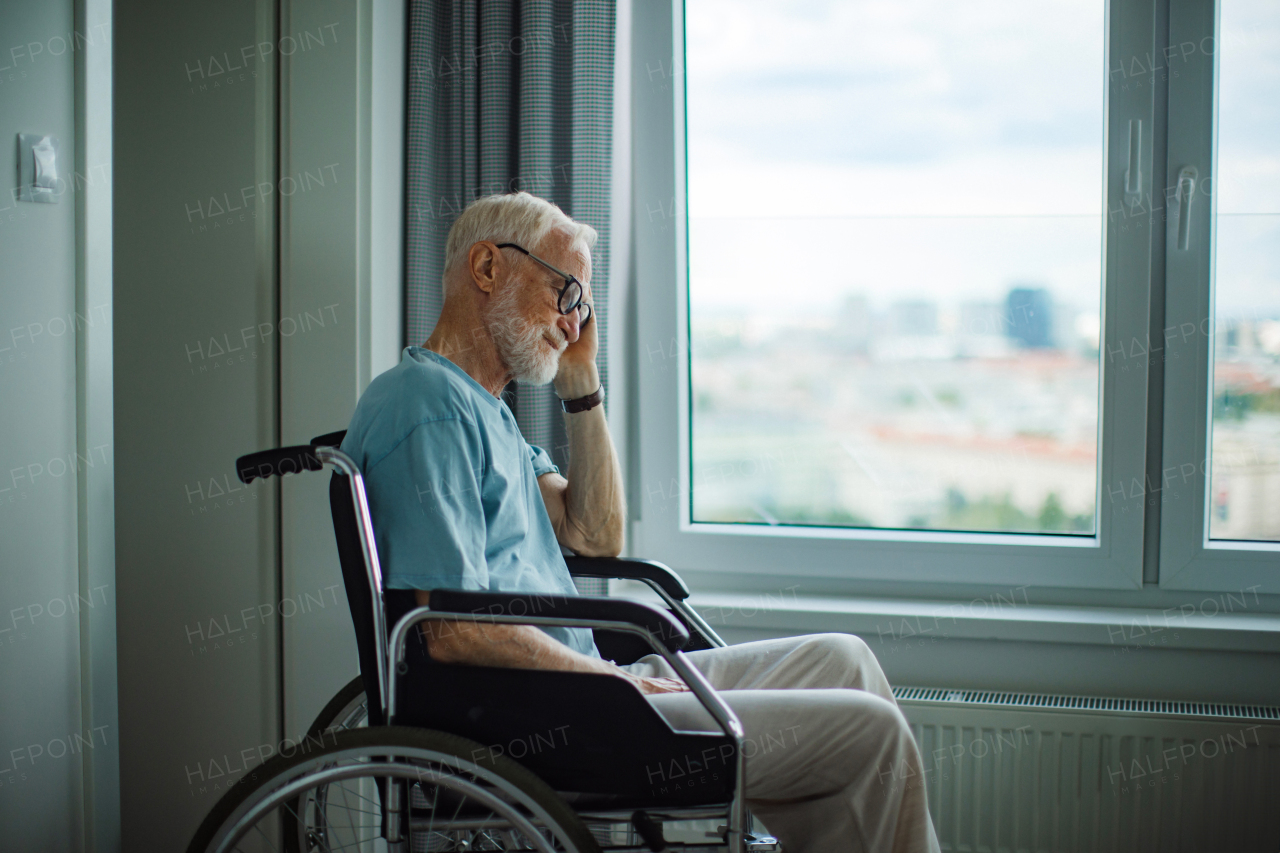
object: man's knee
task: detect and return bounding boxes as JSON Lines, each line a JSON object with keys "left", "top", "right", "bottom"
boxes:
{"left": 806, "top": 632, "right": 874, "bottom": 667}
{"left": 860, "top": 692, "right": 911, "bottom": 739}
{"left": 859, "top": 696, "right": 920, "bottom": 788}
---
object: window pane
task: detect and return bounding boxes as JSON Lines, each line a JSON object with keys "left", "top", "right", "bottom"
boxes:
{"left": 1208, "top": 0, "right": 1280, "bottom": 541}
{"left": 686, "top": 0, "right": 1103, "bottom": 534}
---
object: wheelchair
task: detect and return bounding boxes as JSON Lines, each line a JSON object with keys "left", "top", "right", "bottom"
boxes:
{"left": 187, "top": 432, "right": 781, "bottom": 853}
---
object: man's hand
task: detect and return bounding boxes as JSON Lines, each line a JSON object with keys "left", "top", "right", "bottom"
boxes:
{"left": 553, "top": 301, "right": 598, "bottom": 400}
{"left": 575, "top": 657, "right": 690, "bottom": 696}
{"left": 618, "top": 671, "right": 691, "bottom": 695}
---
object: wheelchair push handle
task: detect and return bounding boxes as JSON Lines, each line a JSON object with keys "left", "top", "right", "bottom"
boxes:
{"left": 235, "top": 444, "right": 326, "bottom": 484}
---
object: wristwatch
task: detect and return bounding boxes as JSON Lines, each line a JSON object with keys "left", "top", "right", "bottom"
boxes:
{"left": 560, "top": 386, "right": 604, "bottom": 413}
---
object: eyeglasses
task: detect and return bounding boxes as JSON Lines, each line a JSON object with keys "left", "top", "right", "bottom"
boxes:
{"left": 494, "top": 242, "right": 592, "bottom": 325}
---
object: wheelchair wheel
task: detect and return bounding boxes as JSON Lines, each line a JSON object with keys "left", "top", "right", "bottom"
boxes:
{"left": 187, "top": 726, "right": 602, "bottom": 853}
{"left": 306, "top": 675, "right": 368, "bottom": 735}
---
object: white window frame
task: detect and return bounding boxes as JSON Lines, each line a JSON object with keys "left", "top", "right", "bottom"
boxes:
{"left": 1159, "top": 0, "right": 1280, "bottom": 592}
{"left": 630, "top": 0, "right": 1173, "bottom": 591}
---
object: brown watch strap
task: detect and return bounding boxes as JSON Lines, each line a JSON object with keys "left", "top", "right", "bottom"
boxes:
{"left": 560, "top": 386, "right": 604, "bottom": 413}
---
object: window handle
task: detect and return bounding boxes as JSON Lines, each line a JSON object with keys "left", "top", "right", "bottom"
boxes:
{"left": 1175, "top": 166, "right": 1197, "bottom": 251}
{"left": 1124, "top": 119, "right": 1142, "bottom": 200}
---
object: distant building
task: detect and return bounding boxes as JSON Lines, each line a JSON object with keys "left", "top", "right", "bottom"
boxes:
{"left": 1006, "top": 287, "right": 1054, "bottom": 348}
{"left": 959, "top": 301, "right": 1006, "bottom": 338}
{"left": 890, "top": 300, "right": 938, "bottom": 336}
{"left": 870, "top": 299, "right": 952, "bottom": 361}
{"left": 835, "top": 294, "right": 872, "bottom": 353}
{"left": 956, "top": 300, "right": 1016, "bottom": 358}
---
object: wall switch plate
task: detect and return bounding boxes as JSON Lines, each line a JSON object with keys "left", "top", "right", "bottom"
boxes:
{"left": 17, "top": 133, "right": 61, "bottom": 203}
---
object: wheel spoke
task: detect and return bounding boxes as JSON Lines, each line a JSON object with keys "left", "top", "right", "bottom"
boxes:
{"left": 307, "top": 833, "right": 382, "bottom": 853}
{"left": 192, "top": 732, "right": 594, "bottom": 853}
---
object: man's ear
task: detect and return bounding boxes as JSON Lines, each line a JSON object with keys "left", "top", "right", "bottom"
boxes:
{"left": 468, "top": 241, "right": 501, "bottom": 295}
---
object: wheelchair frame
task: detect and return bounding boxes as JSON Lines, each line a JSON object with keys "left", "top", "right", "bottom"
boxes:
{"left": 218, "top": 440, "right": 778, "bottom": 852}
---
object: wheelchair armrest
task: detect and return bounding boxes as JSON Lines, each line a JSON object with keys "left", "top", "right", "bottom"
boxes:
{"left": 426, "top": 589, "right": 691, "bottom": 652}
{"left": 564, "top": 557, "right": 691, "bottom": 601}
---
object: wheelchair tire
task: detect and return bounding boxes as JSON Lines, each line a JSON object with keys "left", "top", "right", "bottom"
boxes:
{"left": 305, "top": 674, "right": 368, "bottom": 736}
{"left": 186, "top": 725, "right": 602, "bottom": 853}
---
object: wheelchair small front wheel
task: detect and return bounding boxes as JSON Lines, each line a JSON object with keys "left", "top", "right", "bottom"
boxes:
{"left": 187, "top": 726, "right": 602, "bottom": 853}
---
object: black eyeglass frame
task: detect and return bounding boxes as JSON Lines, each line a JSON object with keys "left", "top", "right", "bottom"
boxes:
{"left": 494, "top": 242, "right": 592, "bottom": 325}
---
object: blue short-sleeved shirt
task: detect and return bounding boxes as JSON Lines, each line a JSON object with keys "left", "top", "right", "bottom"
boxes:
{"left": 340, "top": 346, "right": 599, "bottom": 658}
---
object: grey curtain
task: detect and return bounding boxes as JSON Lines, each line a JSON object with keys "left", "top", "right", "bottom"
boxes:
{"left": 404, "top": 0, "right": 616, "bottom": 470}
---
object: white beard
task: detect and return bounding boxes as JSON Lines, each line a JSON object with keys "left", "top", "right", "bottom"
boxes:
{"left": 488, "top": 289, "right": 565, "bottom": 386}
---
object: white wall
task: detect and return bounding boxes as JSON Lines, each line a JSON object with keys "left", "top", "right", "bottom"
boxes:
{"left": 114, "top": 0, "right": 281, "bottom": 847}
{"left": 0, "top": 0, "right": 117, "bottom": 850}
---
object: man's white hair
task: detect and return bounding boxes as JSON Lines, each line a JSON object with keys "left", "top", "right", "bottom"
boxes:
{"left": 443, "top": 192, "right": 597, "bottom": 286}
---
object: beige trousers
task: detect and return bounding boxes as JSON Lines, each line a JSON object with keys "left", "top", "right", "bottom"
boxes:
{"left": 622, "top": 633, "right": 941, "bottom": 853}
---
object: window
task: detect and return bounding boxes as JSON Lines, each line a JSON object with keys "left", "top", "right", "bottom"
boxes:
{"left": 686, "top": 0, "right": 1104, "bottom": 535}
{"left": 630, "top": 0, "right": 1275, "bottom": 592}
{"left": 1158, "top": 0, "right": 1279, "bottom": 590}
{"left": 1206, "top": 0, "right": 1280, "bottom": 543}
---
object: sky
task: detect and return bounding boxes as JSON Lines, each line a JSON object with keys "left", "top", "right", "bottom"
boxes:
{"left": 684, "top": 0, "right": 1278, "bottom": 318}
{"left": 1215, "top": 0, "right": 1280, "bottom": 317}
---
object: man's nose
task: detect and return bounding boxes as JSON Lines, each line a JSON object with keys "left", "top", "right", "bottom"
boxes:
{"left": 556, "top": 311, "right": 580, "bottom": 344}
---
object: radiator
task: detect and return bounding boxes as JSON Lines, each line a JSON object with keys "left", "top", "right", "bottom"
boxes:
{"left": 895, "top": 686, "right": 1280, "bottom": 853}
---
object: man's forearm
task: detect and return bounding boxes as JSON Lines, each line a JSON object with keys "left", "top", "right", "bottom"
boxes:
{"left": 422, "top": 618, "right": 689, "bottom": 696}
{"left": 555, "top": 363, "right": 626, "bottom": 555}
{"left": 426, "top": 620, "right": 611, "bottom": 671}
{"left": 562, "top": 406, "right": 625, "bottom": 553}
{"left": 414, "top": 590, "right": 613, "bottom": 674}
{"left": 412, "top": 592, "right": 686, "bottom": 695}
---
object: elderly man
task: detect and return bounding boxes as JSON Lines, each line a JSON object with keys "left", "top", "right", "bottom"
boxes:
{"left": 340, "top": 192, "right": 940, "bottom": 853}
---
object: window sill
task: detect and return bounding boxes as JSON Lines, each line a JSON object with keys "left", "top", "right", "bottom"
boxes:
{"left": 688, "top": 592, "right": 1280, "bottom": 654}
{"left": 614, "top": 583, "right": 1280, "bottom": 654}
